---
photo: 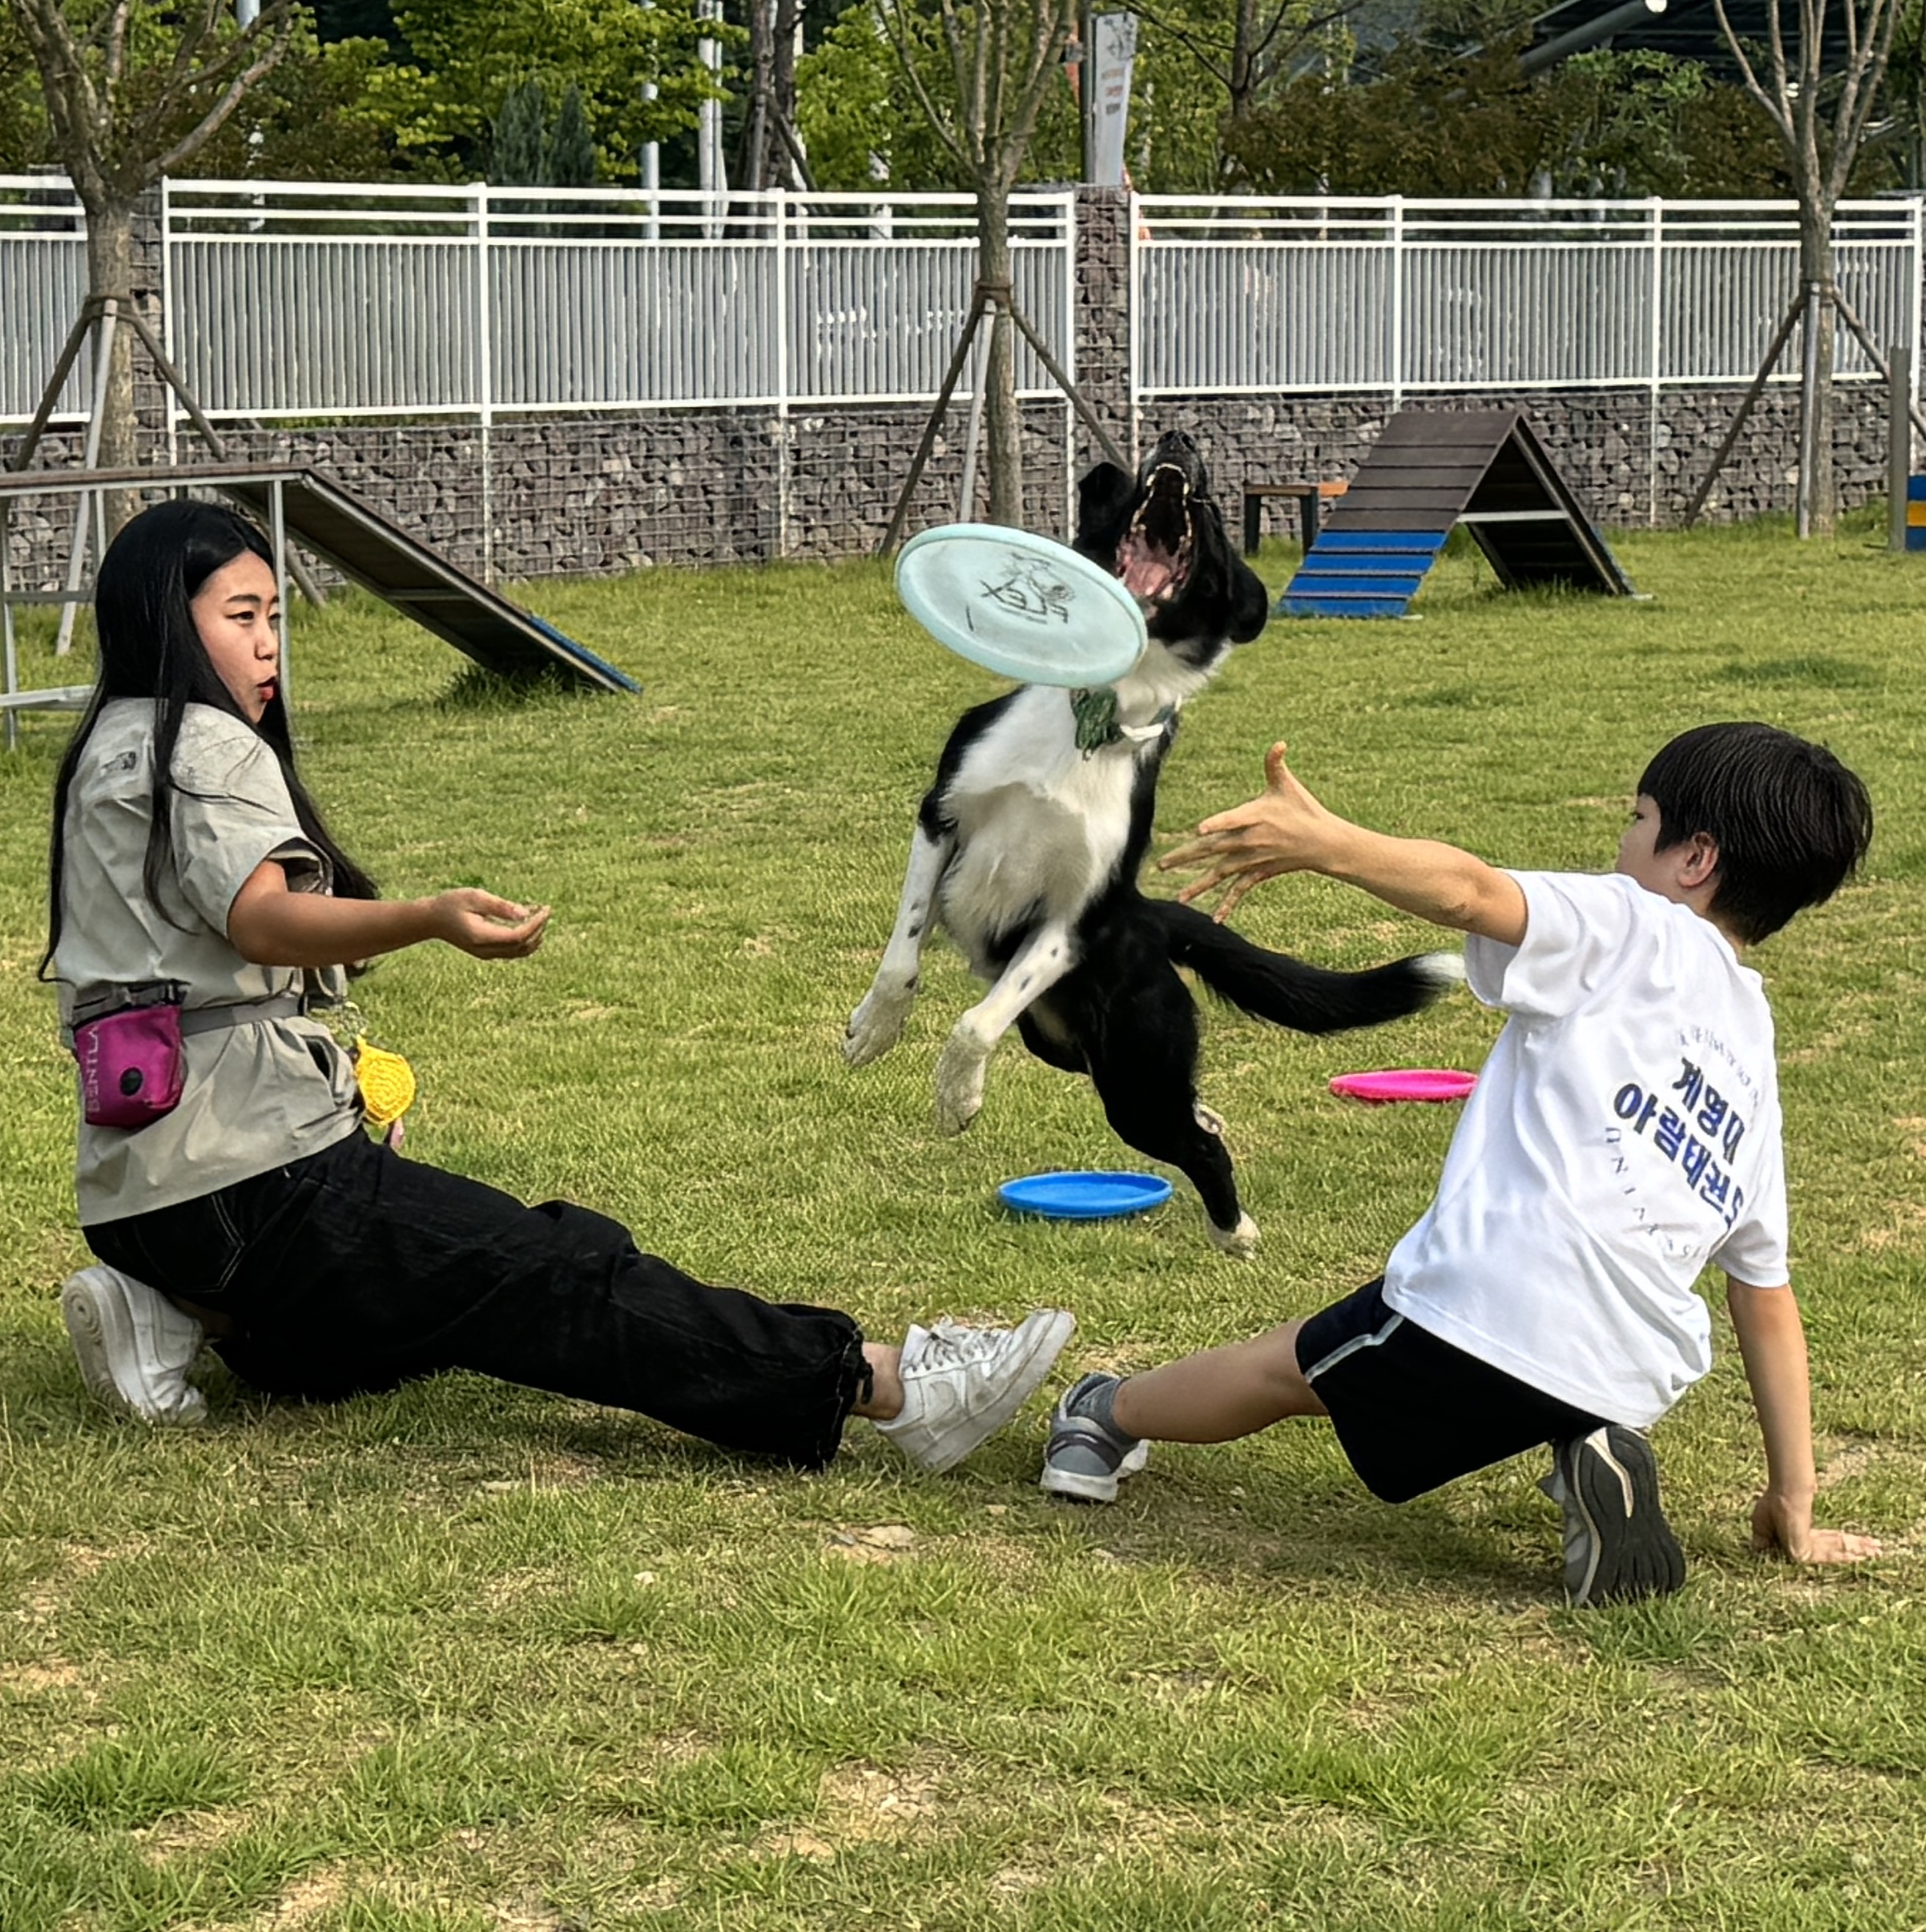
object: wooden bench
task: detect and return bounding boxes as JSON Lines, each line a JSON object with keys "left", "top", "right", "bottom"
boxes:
{"left": 1241, "top": 480, "right": 1348, "bottom": 556}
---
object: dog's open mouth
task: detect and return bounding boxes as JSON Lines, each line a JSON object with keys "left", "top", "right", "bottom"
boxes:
{"left": 1115, "top": 463, "right": 1195, "bottom": 607}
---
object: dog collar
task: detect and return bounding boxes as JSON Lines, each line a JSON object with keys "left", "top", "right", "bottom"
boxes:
{"left": 1070, "top": 688, "right": 1175, "bottom": 756}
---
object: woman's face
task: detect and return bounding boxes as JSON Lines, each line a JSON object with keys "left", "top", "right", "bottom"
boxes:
{"left": 191, "top": 550, "right": 280, "bottom": 723}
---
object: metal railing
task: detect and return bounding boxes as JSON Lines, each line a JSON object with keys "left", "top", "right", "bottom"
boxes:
{"left": 1, "top": 179, "right": 1079, "bottom": 429}
{"left": 1, "top": 177, "right": 90, "bottom": 424}
{"left": 1133, "top": 195, "right": 1925, "bottom": 402}
{"left": 8, "top": 181, "right": 1925, "bottom": 432}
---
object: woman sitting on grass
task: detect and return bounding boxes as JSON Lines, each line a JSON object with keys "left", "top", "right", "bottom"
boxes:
{"left": 43, "top": 498, "right": 1072, "bottom": 1467}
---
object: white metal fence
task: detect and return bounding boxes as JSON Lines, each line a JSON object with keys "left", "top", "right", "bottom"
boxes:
{"left": 0, "top": 178, "right": 1078, "bottom": 430}
{"left": 1133, "top": 195, "right": 1926, "bottom": 402}
{"left": 6, "top": 180, "right": 1925, "bottom": 430}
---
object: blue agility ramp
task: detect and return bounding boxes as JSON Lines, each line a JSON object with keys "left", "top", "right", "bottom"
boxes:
{"left": 1280, "top": 410, "right": 1635, "bottom": 619}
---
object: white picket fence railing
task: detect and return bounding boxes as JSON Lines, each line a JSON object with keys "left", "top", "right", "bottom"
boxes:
{"left": 1133, "top": 195, "right": 1925, "bottom": 402}
{"left": 4, "top": 178, "right": 1923, "bottom": 430}
{"left": 0, "top": 179, "right": 1079, "bottom": 430}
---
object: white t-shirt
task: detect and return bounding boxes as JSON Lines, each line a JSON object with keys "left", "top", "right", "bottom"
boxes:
{"left": 1382, "top": 871, "right": 1788, "bottom": 1428}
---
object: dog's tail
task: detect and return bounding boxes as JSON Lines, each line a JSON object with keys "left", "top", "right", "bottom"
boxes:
{"left": 1155, "top": 899, "right": 1463, "bottom": 1035}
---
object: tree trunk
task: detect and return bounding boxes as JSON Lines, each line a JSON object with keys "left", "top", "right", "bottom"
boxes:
{"left": 1219, "top": 0, "right": 1261, "bottom": 184}
{"left": 1797, "top": 206, "right": 1838, "bottom": 538}
{"left": 977, "top": 188, "right": 1023, "bottom": 526}
{"left": 81, "top": 194, "right": 142, "bottom": 534}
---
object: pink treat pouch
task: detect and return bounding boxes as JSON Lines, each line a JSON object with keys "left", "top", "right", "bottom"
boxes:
{"left": 73, "top": 993, "right": 186, "bottom": 1130}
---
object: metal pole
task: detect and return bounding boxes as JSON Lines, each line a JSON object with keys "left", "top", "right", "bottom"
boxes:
{"left": 1000, "top": 294, "right": 1131, "bottom": 470}
{"left": 3, "top": 498, "right": 18, "bottom": 752}
{"left": 699, "top": 0, "right": 724, "bottom": 236}
{"left": 879, "top": 290, "right": 991, "bottom": 556}
{"left": 1796, "top": 278, "right": 1821, "bottom": 540}
{"left": 1685, "top": 289, "right": 1803, "bottom": 527}
{"left": 1889, "top": 341, "right": 1913, "bottom": 552}
{"left": 959, "top": 326, "right": 989, "bottom": 518}
{"left": 1825, "top": 283, "right": 1926, "bottom": 443}
{"left": 1079, "top": 6, "right": 1096, "bottom": 183}
{"left": 56, "top": 300, "right": 120, "bottom": 657}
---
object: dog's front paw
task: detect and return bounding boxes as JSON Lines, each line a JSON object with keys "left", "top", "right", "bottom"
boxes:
{"left": 1206, "top": 1212, "right": 1260, "bottom": 1259}
{"left": 934, "top": 1025, "right": 992, "bottom": 1135}
{"left": 843, "top": 981, "right": 914, "bottom": 1067}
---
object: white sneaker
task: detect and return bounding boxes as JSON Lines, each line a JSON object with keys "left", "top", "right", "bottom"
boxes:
{"left": 873, "top": 1310, "right": 1076, "bottom": 1474}
{"left": 60, "top": 1265, "right": 208, "bottom": 1426}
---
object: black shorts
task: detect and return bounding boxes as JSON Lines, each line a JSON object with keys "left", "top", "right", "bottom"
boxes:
{"left": 1294, "top": 1278, "right": 1608, "bottom": 1504}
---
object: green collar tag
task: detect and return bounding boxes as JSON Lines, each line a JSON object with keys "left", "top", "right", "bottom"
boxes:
{"left": 1072, "top": 686, "right": 1121, "bottom": 754}
{"left": 1071, "top": 689, "right": 1174, "bottom": 757}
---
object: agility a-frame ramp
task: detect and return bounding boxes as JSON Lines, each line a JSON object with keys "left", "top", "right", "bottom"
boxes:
{"left": 0, "top": 464, "right": 638, "bottom": 722}
{"left": 1279, "top": 409, "right": 1637, "bottom": 618}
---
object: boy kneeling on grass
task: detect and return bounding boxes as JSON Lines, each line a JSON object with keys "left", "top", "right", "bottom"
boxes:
{"left": 1040, "top": 723, "right": 1883, "bottom": 1607}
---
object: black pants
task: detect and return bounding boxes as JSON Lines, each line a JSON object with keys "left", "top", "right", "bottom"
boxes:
{"left": 84, "top": 1129, "right": 868, "bottom": 1468}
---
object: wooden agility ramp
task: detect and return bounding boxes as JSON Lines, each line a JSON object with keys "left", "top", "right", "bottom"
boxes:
{"left": 0, "top": 463, "right": 639, "bottom": 694}
{"left": 1279, "top": 409, "right": 1636, "bottom": 619}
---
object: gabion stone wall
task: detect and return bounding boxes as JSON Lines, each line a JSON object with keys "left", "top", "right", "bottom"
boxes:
{"left": 1177, "top": 386, "right": 1894, "bottom": 548}
{"left": 4, "top": 402, "right": 1080, "bottom": 592}
{"left": 1069, "top": 186, "right": 1136, "bottom": 476}
{"left": 1, "top": 180, "right": 1908, "bottom": 594}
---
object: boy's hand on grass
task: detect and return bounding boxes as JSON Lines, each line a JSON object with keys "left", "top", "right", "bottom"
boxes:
{"left": 431, "top": 890, "right": 551, "bottom": 959}
{"left": 1160, "top": 741, "right": 1334, "bottom": 920}
{"left": 1750, "top": 1490, "right": 1882, "bottom": 1565}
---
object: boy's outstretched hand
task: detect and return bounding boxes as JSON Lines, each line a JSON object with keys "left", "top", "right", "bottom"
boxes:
{"left": 1160, "top": 741, "right": 1336, "bottom": 920}
{"left": 1750, "top": 1492, "right": 1883, "bottom": 1566}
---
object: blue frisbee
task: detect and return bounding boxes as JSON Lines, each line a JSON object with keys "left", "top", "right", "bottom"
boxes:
{"left": 997, "top": 1171, "right": 1174, "bottom": 1221}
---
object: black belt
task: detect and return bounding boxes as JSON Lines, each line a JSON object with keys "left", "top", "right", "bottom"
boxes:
{"left": 62, "top": 992, "right": 311, "bottom": 1050}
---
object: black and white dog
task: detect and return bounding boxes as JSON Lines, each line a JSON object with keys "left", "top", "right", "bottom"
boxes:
{"left": 845, "top": 430, "right": 1456, "bottom": 1253}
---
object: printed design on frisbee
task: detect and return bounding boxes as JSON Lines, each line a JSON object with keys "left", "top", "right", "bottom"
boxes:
{"left": 971, "top": 560, "right": 1076, "bottom": 630}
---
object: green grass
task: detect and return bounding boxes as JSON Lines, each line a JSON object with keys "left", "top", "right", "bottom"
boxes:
{"left": 1, "top": 518, "right": 1921, "bottom": 1931}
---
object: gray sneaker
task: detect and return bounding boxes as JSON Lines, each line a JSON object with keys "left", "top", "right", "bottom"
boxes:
{"left": 1542, "top": 1425, "right": 1685, "bottom": 1607}
{"left": 60, "top": 1265, "right": 208, "bottom": 1426}
{"left": 873, "top": 1310, "right": 1075, "bottom": 1473}
{"left": 1039, "top": 1373, "right": 1151, "bottom": 1504}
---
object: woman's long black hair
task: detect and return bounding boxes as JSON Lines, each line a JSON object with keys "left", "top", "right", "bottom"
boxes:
{"left": 40, "top": 498, "right": 377, "bottom": 976}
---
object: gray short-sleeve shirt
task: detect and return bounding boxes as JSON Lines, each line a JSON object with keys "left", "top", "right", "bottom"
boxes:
{"left": 54, "top": 700, "right": 363, "bottom": 1226}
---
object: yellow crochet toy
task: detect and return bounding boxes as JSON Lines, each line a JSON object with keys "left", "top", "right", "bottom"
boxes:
{"left": 353, "top": 1036, "right": 417, "bottom": 1127}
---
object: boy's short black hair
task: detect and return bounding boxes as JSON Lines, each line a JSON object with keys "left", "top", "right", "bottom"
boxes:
{"left": 1639, "top": 722, "right": 1873, "bottom": 944}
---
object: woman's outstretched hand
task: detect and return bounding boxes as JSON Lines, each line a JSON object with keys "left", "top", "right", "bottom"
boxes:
{"left": 1158, "top": 741, "right": 1335, "bottom": 921}
{"left": 430, "top": 890, "right": 550, "bottom": 959}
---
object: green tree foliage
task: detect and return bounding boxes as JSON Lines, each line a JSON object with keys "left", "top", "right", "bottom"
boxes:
{"left": 796, "top": 1, "right": 1078, "bottom": 189}
{"left": 1224, "top": 35, "right": 1798, "bottom": 197}
{"left": 487, "top": 77, "right": 599, "bottom": 190}
{"left": 1883, "top": 0, "right": 1926, "bottom": 187}
{"left": 1124, "top": 9, "right": 1243, "bottom": 188}
{"left": 0, "top": 7, "right": 46, "bottom": 170}
{"left": 193, "top": 18, "right": 438, "bottom": 179}
{"left": 1, "top": 5, "right": 447, "bottom": 182}
{"left": 390, "top": 0, "right": 735, "bottom": 180}
{"left": 548, "top": 81, "right": 599, "bottom": 186}
{"left": 489, "top": 76, "right": 550, "bottom": 183}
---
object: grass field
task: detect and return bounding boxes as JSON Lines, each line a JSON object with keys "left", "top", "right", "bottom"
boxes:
{"left": 1, "top": 519, "right": 1921, "bottom": 1932}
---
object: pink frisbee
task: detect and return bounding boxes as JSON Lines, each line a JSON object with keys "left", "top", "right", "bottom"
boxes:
{"left": 1329, "top": 1068, "right": 1478, "bottom": 1105}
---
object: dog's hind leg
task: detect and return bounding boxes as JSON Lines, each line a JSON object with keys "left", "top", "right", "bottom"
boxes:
{"left": 1083, "top": 974, "right": 1260, "bottom": 1257}
{"left": 934, "top": 922, "right": 1078, "bottom": 1135}
{"left": 846, "top": 823, "right": 955, "bottom": 1067}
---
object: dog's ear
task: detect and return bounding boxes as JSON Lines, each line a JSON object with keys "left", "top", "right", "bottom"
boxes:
{"left": 1075, "top": 461, "right": 1138, "bottom": 547}
{"left": 1225, "top": 559, "right": 1272, "bottom": 643}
